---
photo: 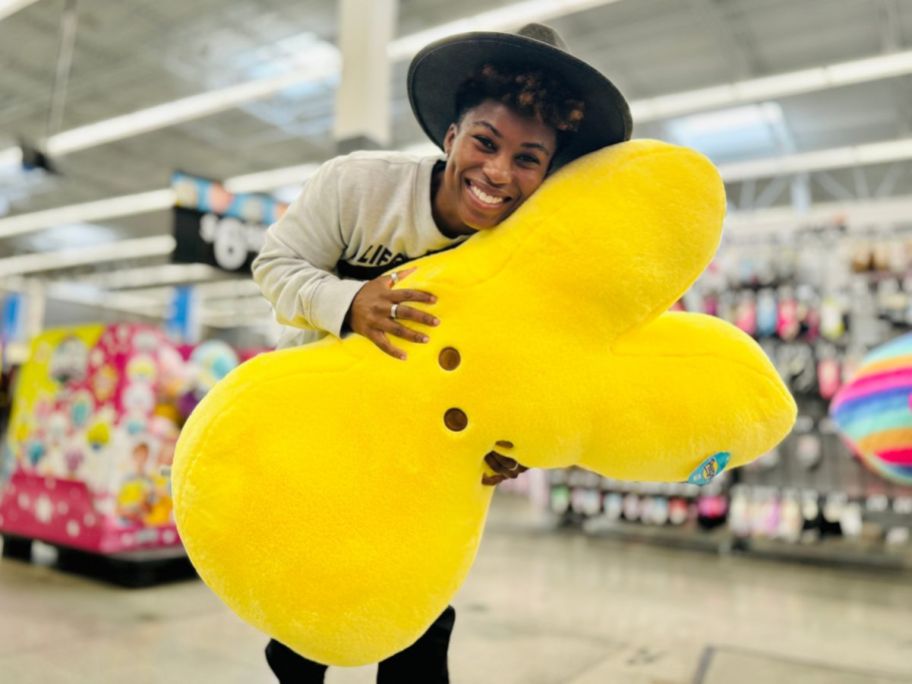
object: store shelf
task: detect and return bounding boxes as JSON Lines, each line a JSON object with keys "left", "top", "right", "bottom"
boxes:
{"left": 737, "top": 537, "right": 912, "bottom": 571}
{"left": 581, "top": 518, "right": 733, "bottom": 554}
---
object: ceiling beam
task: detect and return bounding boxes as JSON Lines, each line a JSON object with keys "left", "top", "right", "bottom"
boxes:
{"left": 0, "top": 0, "right": 41, "bottom": 23}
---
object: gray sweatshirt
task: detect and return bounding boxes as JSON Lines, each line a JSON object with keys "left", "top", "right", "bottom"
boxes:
{"left": 252, "top": 150, "right": 470, "bottom": 349}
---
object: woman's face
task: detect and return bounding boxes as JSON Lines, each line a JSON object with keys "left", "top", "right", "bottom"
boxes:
{"left": 434, "top": 100, "right": 557, "bottom": 235}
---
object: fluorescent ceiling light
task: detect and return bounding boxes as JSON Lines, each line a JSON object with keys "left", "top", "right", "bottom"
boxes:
{"left": 46, "top": 50, "right": 340, "bottom": 156}
{"left": 828, "top": 50, "right": 912, "bottom": 84}
{"left": 24, "top": 0, "right": 620, "bottom": 159}
{"left": 633, "top": 48, "right": 912, "bottom": 123}
{"left": 734, "top": 68, "right": 826, "bottom": 101}
{"left": 0, "top": 235, "right": 176, "bottom": 277}
{"left": 224, "top": 163, "right": 320, "bottom": 194}
{"left": 0, "top": 145, "right": 23, "bottom": 174}
{"left": 726, "top": 194, "right": 912, "bottom": 234}
{"left": 717, "top": 137, "right": 912, "bottom": 181}
{"left": 18, "top": 222, "right": 121, "bottom": 252}
{"left": 386, "top": 0, "right": 622, "bottom": 60}
{"left": 76, "top": 262, "right": 226, "bottom": 290}
{"left": 0, "top": 0, "right": 40, "bottom": 22}
{"left": 121, "top": 278, "right": 262, "bottom": 301}
{"left": 670, "top": 102, "right": 783, "bottom": 138}
{"left": 669, "top": 104, "right": 788, "bottom": 161}
{"left": 0, "top": 189, "right": 174, "bottom": 239}
{"left": 41, "top": 281, "right": 163, "bottom": 316}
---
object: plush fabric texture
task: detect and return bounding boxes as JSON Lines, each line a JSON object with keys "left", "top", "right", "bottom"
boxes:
{"left": 172, "top": 139, "right": 796, "bottom": 666}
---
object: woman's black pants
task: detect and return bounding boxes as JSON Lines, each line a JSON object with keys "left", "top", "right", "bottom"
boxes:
{"left": 265, "top": 605, "right": 456, "bottom": 683}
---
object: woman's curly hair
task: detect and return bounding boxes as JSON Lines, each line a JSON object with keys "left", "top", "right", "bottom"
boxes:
{"left": 454, "top": 63, "right": 586, "bottom": 139}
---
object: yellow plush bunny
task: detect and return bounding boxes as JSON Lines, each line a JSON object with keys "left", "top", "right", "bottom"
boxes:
{"left": 172, "top": 139, "right": 796, "bottom": 666}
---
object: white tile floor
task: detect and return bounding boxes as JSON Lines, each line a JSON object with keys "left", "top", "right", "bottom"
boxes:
{"left": 1, "top": 494, "right": 911, "bottom": 684}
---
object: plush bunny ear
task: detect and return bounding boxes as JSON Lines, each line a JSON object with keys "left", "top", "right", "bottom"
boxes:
{"left": 416, "top": 140, "right": 726, "bottom": 344}
{"left": 453, "top": 140, "right": 728, "bottom": 343}
{"left": 576, "top": 312, "right": 796, "bottom": 483}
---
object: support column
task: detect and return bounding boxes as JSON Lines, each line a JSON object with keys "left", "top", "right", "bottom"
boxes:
{"left": 333, "top": 0, "right": 398, "bottom": 154}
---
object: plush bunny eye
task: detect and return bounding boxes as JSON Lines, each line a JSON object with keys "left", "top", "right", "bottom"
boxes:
{"left": 444, "top": 408, "right": 468, "bottom": 431}
{"left": 439, "top": 347, "right": 461, "bottom": 370}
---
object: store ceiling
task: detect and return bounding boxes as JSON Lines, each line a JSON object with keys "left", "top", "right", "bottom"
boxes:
{"left": 0, "top": 0, "right": 911, "bottom": 325}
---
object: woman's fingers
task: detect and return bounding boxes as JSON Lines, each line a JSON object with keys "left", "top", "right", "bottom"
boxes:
{"left": 391, "top": 288, "right": 437, "bottom": 305}
{"left": 367, "top": 330, "right": 407, "bottom": 361}
{"left": 393, "top": 303, "right": 440, "bottom": 328}
{"left": 380, "top": 318, "right": 429, "bottom": 344}
{"left": 387, "top": 267, "right": 417, "bottom": 287}
{"left": 484, "top": 451, "right": 521, "bottom": 478}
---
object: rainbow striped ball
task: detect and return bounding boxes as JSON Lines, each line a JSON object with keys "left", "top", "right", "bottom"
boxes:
{"left": 830, "top": 333, "right": 912, "bottom": 485}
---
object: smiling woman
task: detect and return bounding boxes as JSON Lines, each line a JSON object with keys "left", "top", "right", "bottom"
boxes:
{"left": 431, "top": 99, "right": 558, "bottom": 235}
{"left": 427, "top": 63, "right": 590, "bottom": 235}
{"left": 248, "top": 22, "right": 633, "bottom": 682}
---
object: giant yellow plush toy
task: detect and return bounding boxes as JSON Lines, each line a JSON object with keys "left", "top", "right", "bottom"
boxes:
{"left": 172, "top": 140, "right": 796, "bottom": 666}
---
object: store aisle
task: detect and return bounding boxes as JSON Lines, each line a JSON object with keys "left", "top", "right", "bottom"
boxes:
{"left": 1, "top": 494, "right": 910, "bottom": 684}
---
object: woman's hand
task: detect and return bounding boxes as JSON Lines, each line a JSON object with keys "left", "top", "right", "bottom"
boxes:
{"left": 348, "top": 268, "right": 439, "bottom": 360}
{"left": 482, "top": 451, "right": 529, "bottom": 486}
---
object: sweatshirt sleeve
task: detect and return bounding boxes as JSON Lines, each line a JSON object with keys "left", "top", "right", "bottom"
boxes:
{"left": 251, "top": 158, "right": 366, "bottom": 338}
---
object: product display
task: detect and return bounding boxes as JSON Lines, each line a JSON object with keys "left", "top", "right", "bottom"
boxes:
{"left": 172, "top": 140, "right": 795, "bottom": 665}
{"left": 0, "top": 324, "right": 255, "bottom": 556}
{"left": 547, "top": 230, "right": 912, "bottom": 564}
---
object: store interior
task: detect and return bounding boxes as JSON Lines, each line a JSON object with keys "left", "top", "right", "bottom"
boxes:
{"left": 1, "top": 1, "right": 912, "bottom": 682}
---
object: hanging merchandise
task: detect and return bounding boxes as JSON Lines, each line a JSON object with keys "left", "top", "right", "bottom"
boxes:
{"left": 795, "top": 432, "right": 823, "bottom": 471}
{"left": 872, "top": 241, "right": 892, "bottom": 273}
{"left": 776, "top": 287, "right": 800, "bottom": 341}
{"left": 727, "top": 487, "right": 751, "bottom": 537}
{"left": 820, "top": 295, "right": 846, "bottom": 341}
{"left": 622, "top": 492, "right": 641, "bottom": 522}
{"left": 650, "top": 495, "right": 670, "bottom": 525}
{"left": 840, "top": 501, "right": 864, "bottom": 538}
{"left": 800, "top": 491, "right": 825, "bottom": 542}
{"left": 603, "top": 491, "right": 623, "bottom": 521}
{"left": 817, "top": 345, "right": 841, "bottom": 400}
{"left": 756, "top": 288, "right": 778, "bottom": 338}
{"left": 668, "top": 497, "right": 690, "bottom": 526}
{"left": 734, "top": 291, "right": 758, "bottom": 336}
{"left": 777, "top": 490, "right": 803, "bottom": 543}
{"left": 798, "top": 285, "right": 821, "bottom": 342}
{"left": 850, "top": 241, "right": 873, "bottom": 273}
{"left": 696, "top": 491, "right": 728, "bottom": 530}
{"left": 546, "top": 226, "right": 912, "bottom": 566}
{"left": 877, "top": 278, "right": 908, "bottom": 327}
{"left": 820, "top": 494, "right": 846, "bottom": 537}
{"left": 702, "top": 292, "right": 719, "bottom": 317}
{"left": 550, "top": 485, "right": 570, "bottom": 514}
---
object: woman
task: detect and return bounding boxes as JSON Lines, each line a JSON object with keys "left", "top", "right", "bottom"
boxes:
{"left": 252, "top": 22, "right": 631, "bottom": 684}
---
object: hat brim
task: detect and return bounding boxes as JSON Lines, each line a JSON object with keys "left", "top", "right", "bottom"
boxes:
{"left": 407, "top": 32, "right": 632, "bottom": 170}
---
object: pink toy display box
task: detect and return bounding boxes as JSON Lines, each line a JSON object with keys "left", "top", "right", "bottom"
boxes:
{"left": 0, "top": 324, "right": 247, "bottom": 555}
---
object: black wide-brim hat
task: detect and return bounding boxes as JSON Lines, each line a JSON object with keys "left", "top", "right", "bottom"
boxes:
{"left": 407, "top": 23, "right": 633, "bottom": 171}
